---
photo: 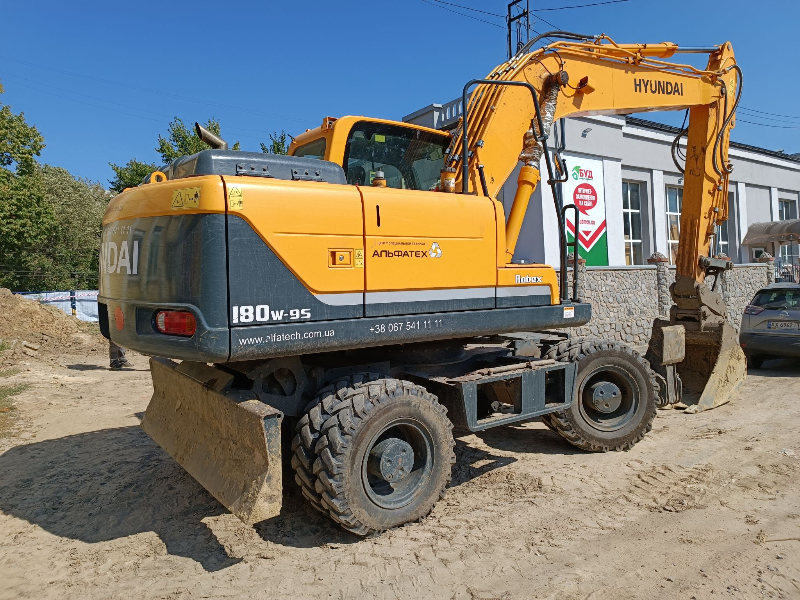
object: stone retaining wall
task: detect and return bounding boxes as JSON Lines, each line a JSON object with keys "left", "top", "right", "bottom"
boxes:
{"left": 557, "top": 261, "right": 770, "bottom": 347}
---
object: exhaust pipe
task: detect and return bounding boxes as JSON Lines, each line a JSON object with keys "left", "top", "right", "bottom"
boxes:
{"left": 194, "top": 122, "right": 229, "bottom": 150}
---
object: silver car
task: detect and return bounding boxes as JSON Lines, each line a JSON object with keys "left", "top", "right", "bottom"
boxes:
{"left": 739, "top": 283, "right": 800, "bottom": 368}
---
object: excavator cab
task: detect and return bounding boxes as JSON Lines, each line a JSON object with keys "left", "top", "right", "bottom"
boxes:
{"left": 291, "top": 117, "right": 450, "bottom": 192}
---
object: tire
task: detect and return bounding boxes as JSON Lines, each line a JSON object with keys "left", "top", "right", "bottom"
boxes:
{"left": 543, "top": 339, "right": 658, "bottom": 452}
{"left": 747, "top": 353, "right": 764, "bottom": 369}
{"left": 291, "top": 374, "right": 455, "bottom": 535}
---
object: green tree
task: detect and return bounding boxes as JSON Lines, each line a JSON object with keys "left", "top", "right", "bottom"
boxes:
{"left": 0, "top": 84, "right": 55, "bottom": 291}
{"left": 260, "top": 131, "right": 289, "bottom": 155}
{"left": 156, "top": 117, "right": 240, "bottom": 163}
{"left": 109, "top": 117, "right": 242, "bottom": 192}
{"left": 108, "top": 157, "right": 158, "bottom": 194}
{"left": 36, "top": 165, "right": 111, "bottom": 289}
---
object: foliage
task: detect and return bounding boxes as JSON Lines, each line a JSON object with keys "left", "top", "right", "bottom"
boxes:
{"left": 0, "top": 84, "right": 111, "bottom": 291}
{"left": 108, "top": 158, "right": 159, "bottom": 194}
{"left": 37, "top": 165, "right": 111, "bottom": 289}
{"left": 260, "top": 131, "right": 289, "bottom": 155}
{"left": 109, "top": 117, "right": 242, "bottom": 192}
{"left": 156, "top": 117, "right": 240, "bottom": 163}
{"left": 0, "top": 85, "right": 54, "bottom": 291}
{"left": 0, "top": 83, "right": 45, "bottom": 177}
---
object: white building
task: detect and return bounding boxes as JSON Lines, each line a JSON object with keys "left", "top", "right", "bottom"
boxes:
{"left": 403, "top": 101, "right": 800, "bottom": 268}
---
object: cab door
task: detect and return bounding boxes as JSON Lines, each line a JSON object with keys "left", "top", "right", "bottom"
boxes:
{"left": 360, "top": 186, "right": 497, "bottom": 317}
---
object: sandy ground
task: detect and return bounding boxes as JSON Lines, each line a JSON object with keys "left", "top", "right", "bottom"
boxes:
{"left": 0, "top": 352, "right": 799, "bottom": 600}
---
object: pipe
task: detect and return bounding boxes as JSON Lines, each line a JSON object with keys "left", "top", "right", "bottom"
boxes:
{"left": 194, "top": 122, "right": 229, "bottom": 151}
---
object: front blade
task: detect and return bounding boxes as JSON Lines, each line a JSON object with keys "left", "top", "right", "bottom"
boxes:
{"left": 142, "top": 357, "right": 283, "bottom": 524}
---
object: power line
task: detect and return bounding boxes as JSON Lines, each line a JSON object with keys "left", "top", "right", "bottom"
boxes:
{"left": 419, "top": 0, "right": 505, "bottom": 28}
{"left": 0, "top": 72, "right": 295, "bottom": 140}
{"left": 739, "top": 107, "right": 800, "bottom": 122}
{"left": 737, "top": 118, "right": 800, "bottom": 130}
{"left": 0, "top": 55, "right": 311, "bottom": 124}
{"left": 532, "top": 0, "right": 630, "bottom": 10}
{"left": 430, "top": 0, "right": 504, "bottom": 17}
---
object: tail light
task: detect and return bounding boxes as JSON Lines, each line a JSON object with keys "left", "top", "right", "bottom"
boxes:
{"left": 155, "top": 310, "right": 197, "bottom": 337}
{"left": 743, "top": 305, "right": 765, "bottom": 315}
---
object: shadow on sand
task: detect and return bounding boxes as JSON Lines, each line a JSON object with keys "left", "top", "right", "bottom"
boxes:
{"left": 0, "top": 422, "right": 519, "bottom": 570}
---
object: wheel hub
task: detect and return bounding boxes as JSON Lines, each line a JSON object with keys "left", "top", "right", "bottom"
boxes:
{"left": 590, "top": 381, "right": 622, "bottom": 413}
{"left": 367, "top": 438, "right": 414, "bottom": 483}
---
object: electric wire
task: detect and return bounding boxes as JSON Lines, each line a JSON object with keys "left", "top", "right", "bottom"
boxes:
{"left": 739, "top": 107, "right": 800, "bottom": 121}
{"left": 419, "top": 0, "right": 505, "bottom": 27}
{"left": 738, "top": 119, "right": 800, "bottom": 129}
{"left": 0, "top": 55, "right": 311, "bottom": 123}
{"left": 533, "top": 0, "right": 630, "bottom": 10}
{"left": 0, "top": 72, "right": 295, "bottom": 140}
{"left": 429, "top": 0, "right": 503, "bottom": 17}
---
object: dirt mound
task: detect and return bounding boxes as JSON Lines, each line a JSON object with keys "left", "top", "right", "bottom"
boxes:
{"left": 0, "top": 288, "right": 106, "bottom": 360}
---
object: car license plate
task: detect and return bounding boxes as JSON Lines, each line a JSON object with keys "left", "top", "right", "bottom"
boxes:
{"left": 767, "top": 321, "right": 798, "bottom": 330}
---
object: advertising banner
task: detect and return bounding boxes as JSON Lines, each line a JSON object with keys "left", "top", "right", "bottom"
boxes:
{"left": 562, "top": 154, "right": 608, "bottom": 266}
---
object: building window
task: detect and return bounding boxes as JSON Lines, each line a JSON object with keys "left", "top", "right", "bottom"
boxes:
{"left": 752, "top": 247, "right": 766, "bottom": 260}
{"left": 779, "top": 199, "right": 797, "bottom": 221}
{"left": 666, "top": 186, "right": 683, "bottom": 264}
{"left": 622, "top": 181, "right": 643, "bottom": 265}
{"left": 715, "top": 219, "right": 729, "bottom": 258}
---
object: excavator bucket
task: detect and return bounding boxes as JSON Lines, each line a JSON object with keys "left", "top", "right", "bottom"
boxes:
{"left": 141, "top": 357, "right": 283, "bottom": 525}
{"left": 678, "top": 322, "right": 747, "bottom": 413}
{"left": 647, "top": 320, "right": 747, "bottom": 413}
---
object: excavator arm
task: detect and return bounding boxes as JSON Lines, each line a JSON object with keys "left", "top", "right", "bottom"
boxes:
{"left": 445, "top": 34, "right": 745, "bottom": 411}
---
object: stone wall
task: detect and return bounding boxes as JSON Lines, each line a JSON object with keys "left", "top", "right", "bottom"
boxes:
{"left": 557, "top": 261, "right": 770, "bottom": 348}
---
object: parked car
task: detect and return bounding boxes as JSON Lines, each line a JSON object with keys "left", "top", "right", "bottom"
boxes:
{"left": 739, "top": 283, "right": 800, "bottom": 368}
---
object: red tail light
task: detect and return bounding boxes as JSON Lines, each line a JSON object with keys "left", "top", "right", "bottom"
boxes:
{"left": 743, "top": 305, "right": 765, "bottom": 315}
{"left": 155, "top": 311, "right": 196, "bottom": 336}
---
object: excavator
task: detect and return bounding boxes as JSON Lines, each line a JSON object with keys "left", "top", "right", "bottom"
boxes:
{"left": 99, "top": 33, "right": 745, "bottom": 535}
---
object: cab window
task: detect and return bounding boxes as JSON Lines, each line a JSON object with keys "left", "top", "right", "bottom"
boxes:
{"left": 343, "top": 121, "right": 448, "bottom": 191}
{"left": 293, "top": 138, "right": 327, "bottom": 160}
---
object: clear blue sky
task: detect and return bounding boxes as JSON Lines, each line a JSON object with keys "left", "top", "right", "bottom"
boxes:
{"left": 1, "top": 0, "right": 798, "bottom": 186}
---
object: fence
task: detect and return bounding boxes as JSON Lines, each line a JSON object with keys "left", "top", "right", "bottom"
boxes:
{"left": 774, "top": 259, "right": 800, "bottom": 284}
{"left": 15, "top": 290, "right": 99, "bottom": 323}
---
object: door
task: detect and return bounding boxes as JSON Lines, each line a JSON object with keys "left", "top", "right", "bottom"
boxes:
{"left": 360, "top": 186, "right": 497, "bottom": 317}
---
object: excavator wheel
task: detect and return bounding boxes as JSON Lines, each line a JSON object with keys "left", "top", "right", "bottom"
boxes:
{"left": 543, "top": 339, "right": 659, "bottom": 452}
{"left": 291, "top": 374, "right": 455, "bottom": 535}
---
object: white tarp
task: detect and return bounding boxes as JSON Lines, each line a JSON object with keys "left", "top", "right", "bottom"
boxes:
{"left": 16, "top": 290, "right": 99, "bottom": 322}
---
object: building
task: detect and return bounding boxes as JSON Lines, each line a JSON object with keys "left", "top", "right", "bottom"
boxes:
{"left": 403, "top": 100, "right": 800, "bottom": 268}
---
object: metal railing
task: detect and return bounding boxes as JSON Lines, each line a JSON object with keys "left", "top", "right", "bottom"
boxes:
{"left": 774, "top": 258, "right": 800, "bottom": 283}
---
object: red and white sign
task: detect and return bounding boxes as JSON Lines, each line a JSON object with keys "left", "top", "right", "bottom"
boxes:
{"left": 574, "top": 183, "right": 598, "bottom": 214}
{"left": 563, "top": 155, "right": 607, "bottom": 254}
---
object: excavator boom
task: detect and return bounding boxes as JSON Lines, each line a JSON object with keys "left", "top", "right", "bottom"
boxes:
{"left": 445, "top": 34, "right": 745, "bottom": 411}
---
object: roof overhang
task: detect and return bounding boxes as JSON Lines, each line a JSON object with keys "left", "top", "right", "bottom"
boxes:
{"left": 743, "top": 219, "right": 800, "bottom": 246}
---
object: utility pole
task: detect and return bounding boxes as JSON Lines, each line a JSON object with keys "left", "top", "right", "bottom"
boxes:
{"left": 507, "top": 0, "right": 530, "bottom": 59}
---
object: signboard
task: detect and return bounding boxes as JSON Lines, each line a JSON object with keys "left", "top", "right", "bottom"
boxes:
{"left": 562, "top": 154, "right": 608, "bottom": 266}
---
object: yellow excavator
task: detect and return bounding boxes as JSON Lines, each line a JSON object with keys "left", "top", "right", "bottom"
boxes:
{"left": 99, "top": 33, "right": 745, "bottom": 535}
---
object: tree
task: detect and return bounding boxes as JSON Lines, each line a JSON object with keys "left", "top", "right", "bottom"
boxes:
{"left": 0, "top": 84, "right": 55, "bottom": 291}
{"left": 109, "top": 117, "right": 241, "bottom": 192}
{"left": 37, "top": 165, "right": 111, "bottom": 289}
{"left": 108, "top": 158, "right": 158, "bottom": 194}
{"left": 261, "top": 131, "right": 289, "bottom": 155}
{"left": 156, "top": 117, "right": 240, "bottom": 163}
{"left": 0, "top": 83, "right": 45, "bottom": 178}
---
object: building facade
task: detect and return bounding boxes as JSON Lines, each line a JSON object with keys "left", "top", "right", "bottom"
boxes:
{"left": 403, "top": 101, "right": 800, "bottom": 268}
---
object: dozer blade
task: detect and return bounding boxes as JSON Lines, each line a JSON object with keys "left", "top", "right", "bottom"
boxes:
{"left": 141, "top": 357, "right": 283, "bottom": 525}
{"left": 677, "top": 321, "right": 747, "bottom": 414}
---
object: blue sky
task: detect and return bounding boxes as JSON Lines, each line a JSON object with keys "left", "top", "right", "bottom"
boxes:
{"left": 1, "top": 0, "right": 798, "bottom": 185}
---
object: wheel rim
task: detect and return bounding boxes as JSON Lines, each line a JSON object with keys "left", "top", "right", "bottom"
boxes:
{"left": 578, "top": 364, "right": 640, "bottom": 432}
{"left": 361, "top": 418, "right": 434, "bottom": 510}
